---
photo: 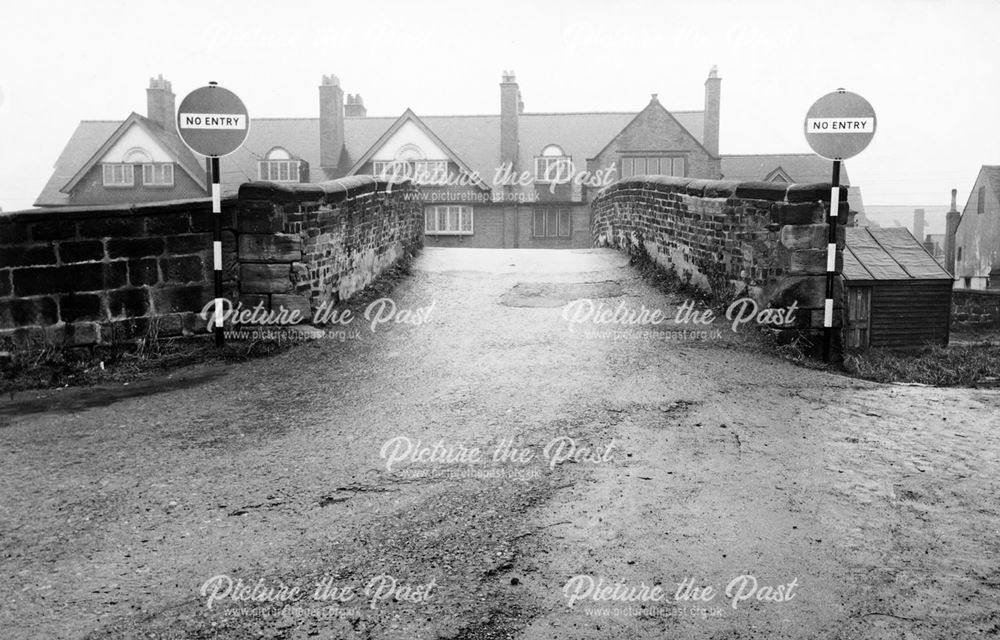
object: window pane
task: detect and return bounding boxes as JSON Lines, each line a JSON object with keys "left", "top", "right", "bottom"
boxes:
{"left": 460, "top": 207, "right": 472, "bottom": 232}
{"left": 534, "top": 210, "right": 544, "bottom": 236}
{"left": 289, "top": 162, "right": 298, "bottom": 182}
{"left": 673, "top": 157, "right": 684, "bottom": 177}
{"left": 546, "top": 210, "right": 558, "bottom": 237}
{"left": 424, "top": 208, "right": 435, "bottom": 232}
{"left": 559, "top": 209, "right": 571, "bottom": 237}
{"left": 448, "top": 206, "right": 459, "bottom": 231}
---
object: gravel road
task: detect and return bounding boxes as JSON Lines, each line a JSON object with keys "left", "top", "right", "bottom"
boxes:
{"left": 2, "top": 247, "right": 998, "bottom": 640}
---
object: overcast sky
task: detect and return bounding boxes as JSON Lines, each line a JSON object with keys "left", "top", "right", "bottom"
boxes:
{"left": 1, "top": 0, "right": 997, "bottom": 212}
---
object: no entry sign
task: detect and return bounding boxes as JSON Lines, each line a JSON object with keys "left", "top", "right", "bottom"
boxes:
{"left": 177, "top": 83, "right": 249, "bottom": 157}
{"left": 804, "top": 90, "right": 876, "bottom": 161}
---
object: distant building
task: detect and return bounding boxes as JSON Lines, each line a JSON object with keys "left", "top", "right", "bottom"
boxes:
{"left": 36, "top": 70, "right": 863, "bottom": 250}
{"left": 953, "top": 165, "right": 1000, "bottom": 289}
{"left": 35, "top": 76, "right": 208, "bottom": 207}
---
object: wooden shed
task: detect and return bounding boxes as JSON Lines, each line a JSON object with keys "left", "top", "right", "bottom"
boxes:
{"left": 842, "top": 227, "right": 954, "bottom": 350}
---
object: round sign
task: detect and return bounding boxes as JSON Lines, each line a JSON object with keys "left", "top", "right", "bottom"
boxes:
{"left": 176, "top": 84, "right": 249, "bottom": 157}
{"left": 803, "top": 90, "right": 876, "bottom": 161}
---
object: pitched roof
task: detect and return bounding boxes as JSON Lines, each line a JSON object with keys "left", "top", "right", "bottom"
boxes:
{"left": 843, "top": 226, "right": 951, "bottom": 281}
{"left": 721, "top": 153, "right": 851, "bottom": 185}
{"left": 36, "top": 121, "right": 122, "bottom": 206}
{"left": 35, "top": 114, "right": 207, "bottom": 206}
{"left": 345, "top": 109, "right": 490, "bottom": 189}
{"left": 976, "top": 165, "right": 1000, "bottom": 204}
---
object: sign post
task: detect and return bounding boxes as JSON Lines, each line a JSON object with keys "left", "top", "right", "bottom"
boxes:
{"left": 804, "top": 89, "right": 876, "bottom": 362}
{"left": 177, "top": 82, "right": 249, "bottom": 347}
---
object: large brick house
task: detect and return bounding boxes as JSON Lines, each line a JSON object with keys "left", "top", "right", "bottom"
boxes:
{"left": 36, "top": 69, "right": 860, "bottom": 249}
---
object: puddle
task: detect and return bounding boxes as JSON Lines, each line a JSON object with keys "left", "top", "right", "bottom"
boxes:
{"left": 0, "top": 365, "right": 229, "bottom": 417}
{"left": 499, "top": 281, "right": 624, "bottom": 308}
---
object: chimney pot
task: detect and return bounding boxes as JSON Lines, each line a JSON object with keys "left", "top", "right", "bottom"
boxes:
{"left": 146, "top": 74, "right": 176, "bottom": 132}
{"left": 500, "top": 71, "right": 520, "bottom": 169}
{"left": 320, "top": 75, "right": 345, "bottom": 170}
{"left": 703, "top": 66, "right": 721, "bottom": 158}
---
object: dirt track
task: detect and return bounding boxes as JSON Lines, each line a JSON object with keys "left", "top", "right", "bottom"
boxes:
{"left": 1, "top": 247, "right": 998, "bottom": 639}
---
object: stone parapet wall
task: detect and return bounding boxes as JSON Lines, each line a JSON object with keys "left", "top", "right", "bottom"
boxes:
{"left": 0, "top": 177, "right": 422, "bottom": 350}
{"left": 591, "top": 176, "right": 848, "bottom": 347}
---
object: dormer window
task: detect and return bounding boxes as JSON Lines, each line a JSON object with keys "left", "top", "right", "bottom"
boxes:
{"left": 535, "top": 145, "right": 573, "bottom": 183}
{"left": 103, "top": 164, "right": 134, "bottom": 187}
{"left": 373, "top": 145, "right": 448, "bottom": 184}
{"left": 259, "top": 147, "right": 301, "bottom": 182}
{"left": 619, "top": 155, "right": 685, "bottom": 179}
{"left": 142, "top": 163, "right": 174, "bottom": 186}
{"left": 102, "top": 147, "right": 152, "bottom": 187}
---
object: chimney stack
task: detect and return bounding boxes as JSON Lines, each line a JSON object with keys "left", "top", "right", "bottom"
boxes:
{"left": 944, "top": 188, "right": 961, "bottom": 275}
{"left": 500, "top": 71, "right": 521, "bottom": 170}
{"left": 345, "top": 93, "right": 367, "bottom": 118}
{"left": 913, "top": 208, "right": 926, "bottom": 242}
{"left": 146, "top": 74, "right": 176, "bottom": 132}
{"left": 703, "top": 66, "right": 721, "bottom": 158}
{"left": 319, "top": 74, "right": 345, "bottom": 172}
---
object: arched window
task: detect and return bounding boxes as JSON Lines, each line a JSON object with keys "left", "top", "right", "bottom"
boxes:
{"left": 123, "top": 147, "right": 152, "bottom": 164}
{"left": 395, "top": 144, "right": 426, "bottom": 162}
{"left": 266, "top": 147, "right": 292, "bottom": 161}
{"left": 535, "top": 144, "right": 572, "bottom": 182}
{"left": 259, "top": 147, "right": 300, "bottom": 182}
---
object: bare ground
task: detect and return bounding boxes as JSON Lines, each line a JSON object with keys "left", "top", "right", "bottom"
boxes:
{"left": 1, "top": 247, "right": 998, "bottom": 640}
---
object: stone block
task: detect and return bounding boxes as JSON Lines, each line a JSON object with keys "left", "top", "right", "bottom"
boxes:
{"left": 785, "top": 183, "right": 832, "bottom": 203}
{"left": 238, "top": 233, "right": 303, "bottom": 262}
{"left": 0, "top": 296, "right": 59, "bottom": 327}
{"left": 60, "top": 293, "right": 104, "bottom": 323}
{"left": 14, "top": 264, "right": 103, "bottom": 295}
{"left": 104, "top": 261, "right": 128, "bottom": 289}
{"left": 151, "top": 314, "right": 184, "bottom": 337}
{"left": 765, "top": 275, "right": 843, "bottom": 311}
{"left": 30, "top": 219, "right": 78, "bottom": 241}
{"left": 64, "top": 322, "right": 100, "bottom": 347}
{"left": 734, "top": 181, "right": 789, "bottom": 201}
{"left": 789, "top": 249, "right": 843, "bottom": 275}
{"left": 145, "top": 213, "right": 191, "bottom": 235}
{"left": 152, "top": 284, "right": 213, "bottom": 315}
{"left": 774, "top": 202, "right": 826, "bottom": 226}
{"left": 235, "top": 203, "right": 284, "bottom": 234}
{"left": 0, "top": 244, "right": 57, "bottom": 268}
{"left": 166, "top": 233, "right": 212, "bottom": 254}
{"left": 270, "top": 294, "right": 312, "bottom": 322}
{"left": 101, "top": 318, "right": 150, "bottom": 342}
{"left": 159, "top": 255, "right": 205, "bottom": 284}
{"left": 77, "top": 216, "right": 144, "bottom": 239}
{"left": 182, "top": 311, "right": 209, "bottom": 335}
{"left": 129, "top": 258, "right": 160, "bottom": 286}
{"left": 107, "top": 237, "right": 165, "bottom": 259}
{"left": 59, "top": 240, "right": 105, "bottom": 263}
{"left": 240, "top": 263, "right": 293, "bottom": 294}
{"left": 0, "top": 222, "right": 29, "bottom": 244}
{"left": 108, "top": 288, "right": 150, "bottom": 318}
{"left": 779, "top": 224, "right": 829, "bottom": 250}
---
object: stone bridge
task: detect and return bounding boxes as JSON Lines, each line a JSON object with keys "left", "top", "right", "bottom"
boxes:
{"left": 0, "top": 175, "right": 844, "bottom": 356}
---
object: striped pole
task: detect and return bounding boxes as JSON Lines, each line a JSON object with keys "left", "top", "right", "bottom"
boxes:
{"left": 211, "top": 155, "right": 224, "bottom": 347}
{"left": 822, "top": 160, "right": 841, "bottom": 362}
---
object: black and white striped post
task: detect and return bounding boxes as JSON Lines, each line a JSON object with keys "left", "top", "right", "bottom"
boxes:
{"left": 804, "top": 89, "right": 877, "bottom": 363}
{"left": 823, "top": 160, "right": 842, "bottom": 363}
{"left": 176, "top": 83, "right": 249, "bottom": 347}
{"left": 211, "top": 156, "right": 224, "bottom": 347}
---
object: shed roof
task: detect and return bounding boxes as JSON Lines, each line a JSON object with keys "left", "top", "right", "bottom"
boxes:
{"left": 844, "top": 226, "right": 952, "bottom": 281}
